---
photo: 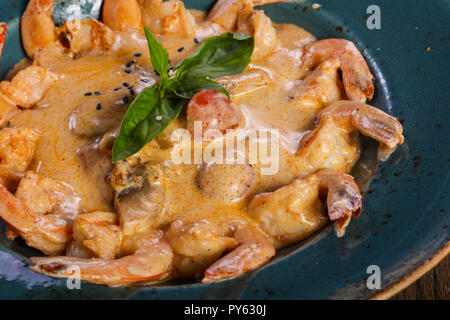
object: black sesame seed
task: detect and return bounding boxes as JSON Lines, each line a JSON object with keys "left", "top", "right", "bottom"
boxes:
{"left": 154, "top": 69, "right": 160, "bottom": 76}
{"left": 94, "top": 91, "right": 101, "bottom": 96}
{"left": 129, "top": 87, "right": 136, "bottom": 95}
{"left": 124, "top": 69, "right": 132, "bottom": 74}
{"left": 123, "top": 82, "right": 130, "bottom": 88}
{"left": 96, "top": 103, "right": 102, "bottom": 110}
{"left": 194, "top": 38, "right": 200, "bottom": 44}
{"left": 84, "top": 92, "right": 92, "bottom": 96}
{"left": 123, "top": 96, "right": 129, "bottom": 104}
{"left": 114, "top": 87, "right": 121, "bottom": 91}
{"left": 126, "top": 60, "right": 136, "bottom": 68}
{"left": 140, "top": 78, "right": 149, "bottom": 83}
{"left": 177, "top": 47, "right": 185, "bottom": 52}
{"left": 134, "top": 53, "right": 142, "bottom": 57}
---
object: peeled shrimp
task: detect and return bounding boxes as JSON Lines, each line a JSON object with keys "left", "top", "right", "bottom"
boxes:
{"left": 166, "top": 220, "right": 237, "bottom": 278}
{"left": 248, "top": 169, "right": 362, "bottom": 241}
{"left": 103, "top": 0, "right": 142, "bottom": 32}
{"left": 301, "top": 39, "right": 375, "bottom": 102}
{"left": 0, "top": 66, "right": 57, "bottom": 108}
{"left": 0, "top": 181, "right": 78, "bottom": 255}
{"left": 22, "top": 0, "right": 116, "bottom": 58}
{"left": 21, "top": 0, "right": 57, "bottom": 57}
{"left": 103, "top": 0, "right": 197, "bottom": 37}
{"left": 208, "top": 0, "right": 282, "bottom": 59}
{"left": 0, "top": 127, "right": 41, "bottom": 173}
{"left": 31, "top": 229, "right": 174, "bottom": 286}
{"left": 316, "top": 101, "right": 404, "bottom": 159}
{"left": 202, "top": 221, "right": 275, "bottom": 283}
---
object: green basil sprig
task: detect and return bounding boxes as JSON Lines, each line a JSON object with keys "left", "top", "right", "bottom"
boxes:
{"left": 112, "top": 27, "right": 254, "bottom": 162}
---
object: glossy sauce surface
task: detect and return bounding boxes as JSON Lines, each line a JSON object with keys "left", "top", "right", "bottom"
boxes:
{"left": 10, "top": 10, "right": 346, "bottom": 237}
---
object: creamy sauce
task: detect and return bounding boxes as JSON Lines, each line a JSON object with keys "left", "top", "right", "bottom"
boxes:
{"left": 9, "top": 10, "right": 349, "bottom": 233}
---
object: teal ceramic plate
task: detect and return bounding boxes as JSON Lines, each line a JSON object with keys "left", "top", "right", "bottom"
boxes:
{"left": 0, "top": 0, "right": 448, "bottom": 299}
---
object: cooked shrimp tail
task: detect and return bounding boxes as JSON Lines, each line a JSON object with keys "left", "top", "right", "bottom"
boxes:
{"left": 316, "top": 169, "right": 362, "bottom": 237}
{"left": 317, "top": 101, "right": 404, "bottom": 158}
{"left": 30, "top": 232, "right": 174, "bottom": 286}
{"left": 302, "top": 39, "right": 375, "bottom": 102}
{"left": 0, "top": 184, "right": 72, "bottom": 255}
{"left": 202, "top": 222, "right": 275, "bottom": 283}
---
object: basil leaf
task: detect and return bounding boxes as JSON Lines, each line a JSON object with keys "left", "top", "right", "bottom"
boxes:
{"left": 167, "top": 76, "right": 229, "bottom": 99}
{"left": 112, "top": 91, "right": 184, "bottom": 162}
{"left": 144, "top": 26, "right": 170, "bottom": 81}
{"left": 175, "top": 33, "right": 254, "bottom": 80}
{"left": 112, "top": 85, "right": 160, "bottom": 162}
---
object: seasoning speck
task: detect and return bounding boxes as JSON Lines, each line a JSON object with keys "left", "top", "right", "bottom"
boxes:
{"left": 123, "top": 82, "right": 130, "bottom": 88}
{"left": 140, "top": 78, "right": 149, "bottom": 83}
{"left": 123, "top": 96, "right": 129, "bottom": 104}
{"left": 177, "top": 47, "right": 185, "bottom": 52}
{"left": 129, "top": 86, "right": 136, "bottom": 96}
{"left": 84, "top": 92, "right": 92, "bottom": 96}
{"left": 154, "top": 69, "right": 160, "bottom": 76}
{"left": 155, "top": 115, "right": 162, "bottom": 121}
{"left": 94, "top": 91, "right": 101, "bottom": 96}
{"left": 96, "top": 103, "right": 102, "bottom": 110}
{"left": 124, "top": 69, "right": 132, "bottom": 74}
{"left": 126, "top": 60, "right": 136, "bottom": 68}
{"left": 134, "top": 53, "right": 142, "bottom": 57}
{"left": 194, "top": 38, "right": 200, "bottom": 44}
{"left": 426, "top": 46, "right": 431, "bottom": 52}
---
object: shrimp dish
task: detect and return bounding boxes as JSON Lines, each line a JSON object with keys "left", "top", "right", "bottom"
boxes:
{"left": 0, "top": 0, "right": 404, "bottom": 286}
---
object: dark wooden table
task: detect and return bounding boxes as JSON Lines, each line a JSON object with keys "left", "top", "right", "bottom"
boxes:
{"left": 391, "top": 256, "right": 449, "bottom": 300}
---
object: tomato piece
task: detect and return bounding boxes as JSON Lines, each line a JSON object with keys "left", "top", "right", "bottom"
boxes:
{"left": 187, "top": 90, "right": 240, "bottom": 137}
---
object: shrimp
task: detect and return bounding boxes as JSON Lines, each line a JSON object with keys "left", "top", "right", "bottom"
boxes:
{"left": 301, "top": 39, "right": 375, "bottom": 102}
{"left": 207, "top": 0, "right": 282, "bottom": 31}
{"left": 71, "top": 212, "right": 121, "bottom": 260}
{"left": 0, "top": 94, "right": 19, "bottom": 129}
{"left": 166, "top": 220, "right": 237, "bottom": 278}
{"left": 15, "top": 172, "right": 83, "bottom": 218}
{"left": 0, "top": 66, "right": 57, "bottom": 108}
{"left": 208, "top": 0, "right": 281, "bottom": 59}
{"left": 248, "top": 169, "right": 362, "bottom": 242}
{"left": 103, "top": 0, "right": 197, "bottom": 37}
{"left": 31, "top": 229, "right": 174, "bottom": 286}
{"left": 202, "top": 221, "right": 275, "bottom": 283}
{"left": 22, "top": 0, "right": 116, "bottom": 58}
{"left": 237, "top": 9, "right": 277, "bottom": 59}
{"left": 141, "top": 0, "right": 197, "bottom": 37}
{"left": 0, "top": 183, "right": 75, "bottom": 255}
{"left": 292, "top": 58, "right": 345, "bottom": 110}
{"left": 0, "top": 23, "right": 7, "bottom": 58}
{"left": 21, "top": 0, "right": 57, "bottom": 58}
{"left": 316, "top": 101, "right": 404, "bottom": 159}
{"left": 57, "top": 19, "right": 117, "bottom": 57}
{"left": 102, "top": 0, "right": 143, "bottom": 32}
{"left": 0, "top": 127, "right": 41, "bottom": 173}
